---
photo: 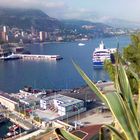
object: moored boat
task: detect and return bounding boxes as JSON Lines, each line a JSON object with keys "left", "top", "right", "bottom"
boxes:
{"left": 19, "top": 86, "right": 46, "bottom": 97}
{"left": 6, "top": 131, "right": 18, "bottom": 138}
{"left": 78, "top": 43, "right": 85, "bottom": 46}
{"left": 92, "top": 41, "right": 116, "bottom": 67}
{"left": 0, "top": 53, "right": 21, "bottom": 61}
{"left": 9, "top": 124, "right": 19, "bottom": 132}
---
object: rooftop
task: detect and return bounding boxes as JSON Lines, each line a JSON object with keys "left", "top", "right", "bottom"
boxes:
{"left": 0, "top": 91, "right": 19, "bottom": 104}
{"left": 19, "top": 95, "right": 40, "bottom": 105}
{"left": 42, "top": 94, "right": 83, "bottom": 107}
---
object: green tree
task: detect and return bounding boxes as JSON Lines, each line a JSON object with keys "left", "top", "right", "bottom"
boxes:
{"left": 104, "top": 59, "right": 115, "bottom": 81}
{"left": 34, "top": 116, "right": 42, "bottom": 123}
{"left": 123, "top": 34, "right": 140, "bottom": 74}
{"left": 104, "top": 34, "right": 140, "bottom": 94}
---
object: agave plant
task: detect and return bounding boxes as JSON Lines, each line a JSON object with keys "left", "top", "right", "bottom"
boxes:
{"left": 55, "top": 128, "right": 82, "bottom": 140}
{"left": 74, "top": 61, "right": 140, "bottom": 140}
{"left": 55, "top": 59, "right": 140, "bottom": 140}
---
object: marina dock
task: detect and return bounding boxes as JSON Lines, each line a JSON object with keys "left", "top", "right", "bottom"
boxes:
{"left": 4, "top": 113, "right": 34, "bottom": 131}
{"left": 19, "top": 54, "right": 63, "bottom": 60}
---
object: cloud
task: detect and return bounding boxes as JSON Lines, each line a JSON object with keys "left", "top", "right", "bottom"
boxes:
{"left": 45, "top": 2, "right": 65, "bottom": 9}
{"left": 0, "top": 0, "right": 140, "bottom": 22}
{"left": 0, "top": 0, "right": 108, "bottom": 22}
{"left": 53, "top": 7, "right": 99, "bottom": 21}
{"left": 0, "top": 0, "right": 66, "bottom": 10}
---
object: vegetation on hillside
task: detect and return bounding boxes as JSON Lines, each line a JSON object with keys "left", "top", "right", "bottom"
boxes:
{"left": 104, "top": 34, "right": 140, "bottom": 94}
{"left": 123, "top": 34, "right": 140, "bottom": 74}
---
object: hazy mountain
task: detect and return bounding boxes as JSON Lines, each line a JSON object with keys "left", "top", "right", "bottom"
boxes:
{"left": 0, "top": 7, "right": 62, "bottom": 31}
{"left": 101, "top": 18, "right": 140, "bottom": 28}
{"left": 61, "top": 19, "right": 110, "bottom": 29}
{"left": 0, "top": 7, "right": 113, "bottom": 34}
{"left": 61, "top": 19, "right": 113, "bottom": 38}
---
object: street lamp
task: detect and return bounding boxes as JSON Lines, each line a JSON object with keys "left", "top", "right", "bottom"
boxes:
{"left": 73, "top": 105, "right": 80, "bottom": 129}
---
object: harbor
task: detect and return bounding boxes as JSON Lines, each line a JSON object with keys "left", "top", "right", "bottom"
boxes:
{"left": 0, "top": 81, "right": 115, "bottom": 139}
{"left": 0, "top": 112, "right": 24, "bottom": 139}
{"left": 0, "top": 36, "right": 130, "bottom": 93}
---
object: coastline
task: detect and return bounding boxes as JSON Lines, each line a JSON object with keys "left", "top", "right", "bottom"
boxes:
{"left": 24, "top": 34, "right": 129, "bottom": 46}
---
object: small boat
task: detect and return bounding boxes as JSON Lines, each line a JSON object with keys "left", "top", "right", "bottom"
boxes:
{"left": 92, "top": 41, "right": 116, "bottom": 67}
{"left": 0, "top": 53, "right": 21, "bottom": 61}
{"left": 78, "top": 43, "right": 85, "bottom": 46}
{"left": 9, "top": 124, "right": 19, "bottom": 132}
{"left": 6, "top": 131, "right": 18, "bottom": 137}
{"left": 19, "top": 86, "right": 46, "bottom": 97}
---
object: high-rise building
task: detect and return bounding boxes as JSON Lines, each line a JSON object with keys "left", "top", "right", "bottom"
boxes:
{"left": 21, "top": 31, "right": 25, "bottom": 37}
{"left": 2, "top": 32, "right": 7, "bottom": 41}
{"left": 1, "top": 26, "right": 8, "bottom": 42}
{"left": 39, "top": 31, "right": 47, "bottom": 41}
{"left": 3, "top": 26, "right": 7, "bottom": 33}
{"left": 0, "top": 32, "right": 2, "bottom": 40}
{"left": 31, "top": 26, "right": 36, "bottom": 35}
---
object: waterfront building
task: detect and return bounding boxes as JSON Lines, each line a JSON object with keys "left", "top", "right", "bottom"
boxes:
{"left": 40, "top": 94, "right": 86, "bottom": 116}
{"left": 0, "top": 31, "right": 2, "bottom": 40}
{"left": 0, "top": 92, "right": 18, "bottom": 111}
{"left": 56, "top": 36, "right": 63, "bottom": 42}
{"left": 1, "top": 26, "right": 9, "bottom": 42}
{"left": 3, "top": 26, "right": 7, "bottom": 33}
{"left": 21, "top": 31, "right": 25, "bottom": 37}
{"left": 1, "top": 32, "right": 8, "bottom": 42}
{"left": 0, "top": 44, "right": 11, "bottom": 57}
{"left": 39, "top": 31, "right": 47, "bottom": 41}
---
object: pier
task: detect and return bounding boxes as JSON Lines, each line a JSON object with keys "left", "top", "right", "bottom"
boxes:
{"left": 3, "top": 112, "right": 34, "bottom": 131}
{"left": 19, "top": 54, "right": 63, "bottom": 61}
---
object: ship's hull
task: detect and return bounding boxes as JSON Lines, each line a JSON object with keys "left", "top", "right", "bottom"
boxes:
{"left": 0, "top": 54, "right": 21, "bottom": 61}
{"left": 93, "top": 61, "right": 104, "bottom": 67}
{"left": 3, "top": 57, "right": 21, "bottom": 61}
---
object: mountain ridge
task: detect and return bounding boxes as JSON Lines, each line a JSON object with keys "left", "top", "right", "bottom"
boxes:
{"left": 0, "top": 7, "right": 62, "bottom": 31}
{"left": 100, "top": 17, "right": 140, "bottom": 28}
{"left": 0, "top": 7, "right": 112, "bottom": 36}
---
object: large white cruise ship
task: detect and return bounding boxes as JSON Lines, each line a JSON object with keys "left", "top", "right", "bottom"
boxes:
{"left": 92, "top": 41, "right": 116, "bottom": 67}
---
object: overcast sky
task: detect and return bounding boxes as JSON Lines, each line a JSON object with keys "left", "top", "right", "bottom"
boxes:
{"left": 0, "top": 0, "right": 140, "bottom": 22}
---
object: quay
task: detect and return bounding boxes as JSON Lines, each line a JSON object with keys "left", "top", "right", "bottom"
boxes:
{"left": 18, "top": 54, "right": 63, "bottom": 60}
{"left": 0, "top": 81, "right": 114, "bottom": 139}
{"left": 7, "top": 113, "right": 34, "bottom": 130}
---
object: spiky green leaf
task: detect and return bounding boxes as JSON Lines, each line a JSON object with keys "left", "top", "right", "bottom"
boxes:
{"left": 73, "top": 61, "right": 108, "bottom": 106}
{"left": 118, "top": 63, "right": 138, "bottom": 125}
{"left": 55, "top": 128, "right": 82, "bottom": 140}
{"left": 102, "top": 124, "right": 125, "bottom": 140}
{"left": 105, "top": 92, "right": 138, "bottom": 140}
{"left": 129, "top": 67, "right": 140, "bottom": 127}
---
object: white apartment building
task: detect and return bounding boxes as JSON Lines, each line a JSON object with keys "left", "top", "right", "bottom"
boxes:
{"left": 40, "top": 94, "right": 86, "bottom": 116}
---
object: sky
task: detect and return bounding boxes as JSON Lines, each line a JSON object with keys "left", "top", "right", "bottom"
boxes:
{"left": 0, "top": 0, "right": 140, "bottom": 22}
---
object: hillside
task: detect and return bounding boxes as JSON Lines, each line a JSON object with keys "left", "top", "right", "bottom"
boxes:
{"left": 0, "top": 7, "right": 62, "bottom": 31}
{"left": 0, "top": 7, "right": 115, "bottom": 38}
{"left": 100, "top": 18, "right": 140, "bottom": 28}
{"left": 61, "top": 19, "right": 110, "bottom": 29}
